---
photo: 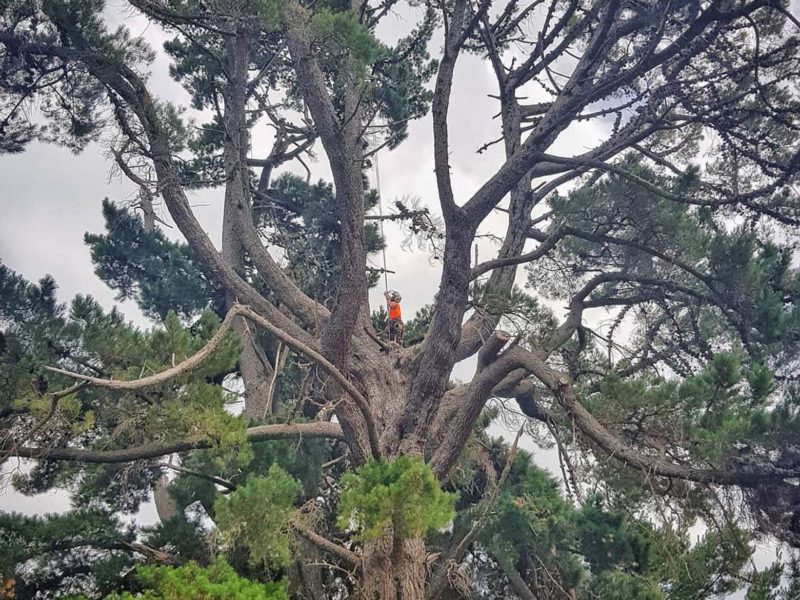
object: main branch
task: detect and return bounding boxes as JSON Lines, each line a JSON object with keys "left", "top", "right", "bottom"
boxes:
{"left": 5, "top": 422, "right": 344, "bottom": 464}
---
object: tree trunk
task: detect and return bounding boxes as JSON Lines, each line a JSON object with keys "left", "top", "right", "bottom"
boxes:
{"left": 220, "top": 27, "right": 276, "bottom": 420}
{"left": 288, "top": 537, "right": 327, "bottom": 600}
{"left": 237, "top": 325, "right": 275, "bottom": 420}
{"left": 361, "top": 535, "right": 426, "bottom": 600}
{"left": 153, "top": 474, "right": 177, "bottom": 521}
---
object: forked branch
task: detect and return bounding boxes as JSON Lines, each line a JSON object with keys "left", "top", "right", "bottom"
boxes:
{"left": 44, "top": 304, "right": 380, "bottom": 459}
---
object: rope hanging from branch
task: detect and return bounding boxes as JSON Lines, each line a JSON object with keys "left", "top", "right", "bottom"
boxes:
{"left": 371, "top": 132, "right": 390, "bottom": 292}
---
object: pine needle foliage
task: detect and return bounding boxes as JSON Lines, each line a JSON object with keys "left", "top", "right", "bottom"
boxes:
{"left": 92, "top": 559, "right": 287, "bottom": 600}
{"left": 214, "top": 466, "right": 301, "bottom": 571}
{"left": 337, "top": 456, "right": 456, "bottom": 541}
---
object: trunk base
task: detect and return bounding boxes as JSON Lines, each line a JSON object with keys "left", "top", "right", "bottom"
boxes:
{"left": 361, "top": 536, "right": 426, "bottom": 600}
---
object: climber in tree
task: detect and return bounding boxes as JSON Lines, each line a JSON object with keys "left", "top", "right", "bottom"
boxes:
{"left": 384, "top": 290, "right": 403, "bottom": 345}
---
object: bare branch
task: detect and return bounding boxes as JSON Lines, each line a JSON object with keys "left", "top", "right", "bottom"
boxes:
{"left": 293, "top": 521, "right": 361, "bottom": 569}
{"left": 44, "top": 308, "right": 241, "bottom": 390}
{"left": 471, "top": 226, "right": 565, "bottom": 279}
{"left": 163, "top": 462, "right": 237, "bottom": 491}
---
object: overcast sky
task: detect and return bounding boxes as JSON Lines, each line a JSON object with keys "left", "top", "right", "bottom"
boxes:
{"left": 0, "top": 3, "right": 793, "bottom": 577}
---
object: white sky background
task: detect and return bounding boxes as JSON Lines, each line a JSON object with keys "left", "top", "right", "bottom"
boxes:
{"left": 0, "top": 0, "right": 796, "bottom": 588}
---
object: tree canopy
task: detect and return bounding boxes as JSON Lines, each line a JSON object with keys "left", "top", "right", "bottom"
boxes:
{"left": 3, "top": 0, "right": 800, "bottom": 598}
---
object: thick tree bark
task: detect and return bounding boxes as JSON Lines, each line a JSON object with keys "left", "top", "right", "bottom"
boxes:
{"left": 455, "top": 86, "right": 533, "bottom": 360}
{"left": 288, "top": 537, "right": 327, "bottom": 600}
{"left": 153, "top": 474, "right": 178, "bottom": 521}
{"left": 361, "top": 535, "right": 426, "bottom": 600}
{"left": 391, "top": 224, "right": 475, "bottom": 455}
{"left": 499, "top": 560, "right": 540, "bottom": 600}
{"left": 283, "top": 1, "right": 369, "bottom": 369}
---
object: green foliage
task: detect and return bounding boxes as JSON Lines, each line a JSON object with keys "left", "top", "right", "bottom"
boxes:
{"left": 1, "top": 262, "right": 72, "bottom": 411}
{"left": 528, "top": 154, "right": 800, "bottom": 374}
{"left": 337, "top": 456, "right": 456, "bottom": 541}
{"left": 666, "top": 527, "right": 752, "bottom": 599}
{"left": 142, "top": 517, "right": 212, "bottom": 566}
{"left": 0, "top": 509, "right": 134, "bottom": 598}
{"left": 746, "top": 564, "right": 784, "bottom": 600}
{"left": 1, "top": 263, "right": 244, "bottom": 509}
{"left": 478, "top": 451, "right": 583, "bottom": 588}
{"left": 254, "top": 0, "right": 283, "bottom": 31}
{"left": 97, "top": 559, "right": 286, "bottom": 599}
{"left": 254, "top": 174, "right": 385, "bottom": 301}
{"left": 6, "top": 3, "right": 800, "bottom": 598}
{"left": 458, "top": 442, "right": 760, "bottom": 599}
{"left": 310, "top": 9, "right": 382, "bottom": 79}
{"left": 587, "top": 352, "right": 782, "bottom": 470}
{"left": 0, "top": 0, "right": 154, "bottom": 153}
{"left": 587, "top": 571, "right": 664, "bottom": 600}
{"left": 369, "top": 9, "right": 437, "bottom": 148}
{"left": 214, "top": 466, "right": 301, "bottom": 571}
{"left": 576, "top": 497, "right": 657, "bottom": 575}
{"left": 85, "top": 200, "right": 216, "bottom": 320}
{"left": 469, "top": 282, "right": 557, "bottom": 343}
{"left": 164, "top": 437, "right": 328, "bottom": 522}
{"left": 402, "top": 303, "right": 434, "bottom": 345}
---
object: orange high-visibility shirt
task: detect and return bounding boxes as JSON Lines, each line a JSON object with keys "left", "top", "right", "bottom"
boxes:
{"left": 388, "top": 301, "right": 401, "bottom": 320}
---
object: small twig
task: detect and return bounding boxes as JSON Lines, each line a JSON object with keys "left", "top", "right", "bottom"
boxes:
{"left": 163, "top": 462, "right": 237, "bottom": 491}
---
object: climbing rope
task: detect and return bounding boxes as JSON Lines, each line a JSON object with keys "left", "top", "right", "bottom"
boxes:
{"left": 373, "top": 137, "right": 390, "bottom": 292}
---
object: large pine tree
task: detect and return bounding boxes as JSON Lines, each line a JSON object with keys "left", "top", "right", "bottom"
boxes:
{"left": 3, "top": 1, "right": 800, "bottom": 598}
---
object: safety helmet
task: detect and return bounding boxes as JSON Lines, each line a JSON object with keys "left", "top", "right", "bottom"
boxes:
{"left": 388, "top": 290, "right": 402, "bottom": 302}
